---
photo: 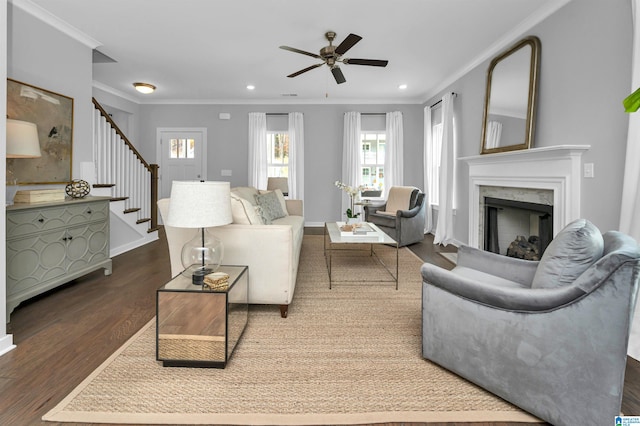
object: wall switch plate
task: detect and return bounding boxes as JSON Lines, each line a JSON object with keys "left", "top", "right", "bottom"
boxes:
{"left": 584, "top": 163, "right": 594, "bottom": 178}
{"left": 219, "top": 113, "right": 231, "bottom": 120}
{"left": 221, "top": 169, "right": 232, "bottom": 176}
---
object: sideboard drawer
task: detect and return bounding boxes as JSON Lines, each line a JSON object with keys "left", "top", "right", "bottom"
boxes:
{"left": 7, "top": 200, "right": 109, "bottom": 239}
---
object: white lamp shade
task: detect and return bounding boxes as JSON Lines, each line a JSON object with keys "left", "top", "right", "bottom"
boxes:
{"left": 6, "top": 119, "right": 42, "bottom": 158}
{"left": 165, "top": 181, "right": 232, "bottom": 228}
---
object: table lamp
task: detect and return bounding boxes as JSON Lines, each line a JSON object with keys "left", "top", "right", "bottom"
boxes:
{"left": 165, "top": 181, "right": 232, "bottom": 285}
{"left": 6, "top": 119, "right": 42, "bottom": 205}
{"left": 267, "top": 177, "right": 289, "bottom": 196}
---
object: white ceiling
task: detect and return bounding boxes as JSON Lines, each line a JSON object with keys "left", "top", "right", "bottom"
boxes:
{"left": 20, "top": 0, "right": 569, "bottom": 104}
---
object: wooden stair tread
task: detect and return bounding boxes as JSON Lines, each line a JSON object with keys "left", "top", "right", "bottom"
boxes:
{"left": 93, "top": 183, "right": 115, "bottom": 188}
{"left": 124, "top": 208, "right": 141, "bottom": 214}
{"left": 136, "top": 218, "right": 151, "bottom": 224}
{"left": 110, "top": 197, "right": 128, "bottom": 202}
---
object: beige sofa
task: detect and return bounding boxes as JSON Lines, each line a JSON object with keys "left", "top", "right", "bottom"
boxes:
{"left": 158, "top": 187, "right": 304, "bottom": 318}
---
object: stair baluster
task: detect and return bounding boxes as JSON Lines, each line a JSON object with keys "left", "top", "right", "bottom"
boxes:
{"left": 92, "top": 98, "right": 158, "bottom": 232}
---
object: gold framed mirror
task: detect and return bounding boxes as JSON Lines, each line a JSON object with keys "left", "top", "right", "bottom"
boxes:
{"left": 480, "top": 36, "right": 541, "bottom": 154}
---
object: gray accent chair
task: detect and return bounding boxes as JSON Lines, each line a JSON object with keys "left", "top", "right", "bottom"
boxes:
{"left": 421, "top": 219, "right": 640, "bottom": 426}
{"left": 364, "top": 187, "right": 426, "bottom": 247}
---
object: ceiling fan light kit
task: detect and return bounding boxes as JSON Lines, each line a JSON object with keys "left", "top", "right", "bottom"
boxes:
{"left": 280, "top": 31, "right": 389, "bottom": 84}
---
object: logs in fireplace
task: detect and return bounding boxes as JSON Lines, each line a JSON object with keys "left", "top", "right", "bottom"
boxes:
{"left": 484, "top": 197, "right": 553, "bottom": 261}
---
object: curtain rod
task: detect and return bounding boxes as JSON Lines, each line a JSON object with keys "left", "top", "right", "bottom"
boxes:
{"left": 266, "top": 113, "right": 289, "bottom": 116}
{"left": 361, "top": 113, "right": 386, "bottom": 116}
{"left": 430, "top": 92, "right": 458, "bottom": 108}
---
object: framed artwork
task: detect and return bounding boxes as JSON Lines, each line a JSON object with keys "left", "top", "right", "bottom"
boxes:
{"left": 6, "top": 78, "right": 74, "bottom": 184}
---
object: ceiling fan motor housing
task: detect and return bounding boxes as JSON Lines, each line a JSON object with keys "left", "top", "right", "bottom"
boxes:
{"left": 320, "top": 45, "right": 337, "bottom": 63}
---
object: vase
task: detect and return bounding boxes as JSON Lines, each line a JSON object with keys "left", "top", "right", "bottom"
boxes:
{"left": 346, "top": 217, "right": 360, "bottom": 225}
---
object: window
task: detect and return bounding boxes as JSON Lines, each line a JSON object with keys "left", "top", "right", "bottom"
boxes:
{"left": 360, "top": 132, "right": 385, "bottom": 197}
{"left": 267, "top": 132, "right": 289, "bottom": 178}
{"left": 169, "top": 138, "right": 195, "bottom": 159}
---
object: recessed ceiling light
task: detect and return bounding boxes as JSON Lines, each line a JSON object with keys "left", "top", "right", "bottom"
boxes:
{"left": 398, "top": 84, "right": 408, "bottom": 90}
{"left": 133, "top": 82, "right": 156, "bottom": 94}
{"left": 246, "top": 85, "right": 255, "bottom": 90}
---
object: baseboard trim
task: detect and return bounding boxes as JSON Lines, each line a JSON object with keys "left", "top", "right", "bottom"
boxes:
{"left": 0, "top": 334, "right": 16, "bottom": 357}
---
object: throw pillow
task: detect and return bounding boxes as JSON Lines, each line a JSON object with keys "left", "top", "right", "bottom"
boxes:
{"left": 255, "top": 205, "right": 271, "bottom": 225}
{"left": 231, "top": 186, "right": 259, "bottom": 206}
{"left": 230, "top": 193, "right": 264, "bottom": 225}
{"left": 259, "top": 189, "right": 289, "bottom": 216}
{"left": 531, "top": 218, "right": 604, "bottom": 289}
{"left": 255, "top": 191, "right": 287, "bottom": 223}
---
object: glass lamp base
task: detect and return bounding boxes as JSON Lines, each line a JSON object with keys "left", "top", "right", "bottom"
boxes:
{"left": 180, "top": 228, "right": 224, "bottom": 285}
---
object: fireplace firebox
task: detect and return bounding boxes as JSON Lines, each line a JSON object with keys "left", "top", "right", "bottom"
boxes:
{"left": 484, "top": 197, "right": 553, "bottom": 260}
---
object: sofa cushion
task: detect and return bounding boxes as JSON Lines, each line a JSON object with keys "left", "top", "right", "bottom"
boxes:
{"left": 232, "top": 186, "right": 259, "bottom": 206}
{"left": 255, "top": 191, "right": 287, "bottom": 223}
{"left": 531, "top": 218, "right": 604, "bottom": 289}
{"left": 230, "top": 193, "right": 264, "bottom": 225}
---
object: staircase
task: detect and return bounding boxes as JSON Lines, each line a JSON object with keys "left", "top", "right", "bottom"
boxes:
{"left": 92, "top": 98, "right": 159, "bottom": 257}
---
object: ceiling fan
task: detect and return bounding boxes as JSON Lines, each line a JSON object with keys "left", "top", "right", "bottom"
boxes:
{"left": 280, "top": 31, "right": 389, "bottom": 84}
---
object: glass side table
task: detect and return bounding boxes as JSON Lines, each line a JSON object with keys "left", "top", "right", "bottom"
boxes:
{"left": 156, "top": 265, "right": 248, "bottom": 368}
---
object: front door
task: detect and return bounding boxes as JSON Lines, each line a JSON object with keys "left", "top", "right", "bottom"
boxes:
{"left": 158, "top": 128, "right": 207, "bottom": 199}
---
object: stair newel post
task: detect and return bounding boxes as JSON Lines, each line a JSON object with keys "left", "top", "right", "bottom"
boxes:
{"left": 150, "top": 164, "right": 159, "bottom": 230}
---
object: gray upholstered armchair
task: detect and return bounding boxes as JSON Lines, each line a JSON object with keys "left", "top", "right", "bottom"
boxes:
{"left": 421, "top": 219, "right": 640, "bottom": 426}
{"left": 364, "top": 186, "right": 425, "bottom": 247}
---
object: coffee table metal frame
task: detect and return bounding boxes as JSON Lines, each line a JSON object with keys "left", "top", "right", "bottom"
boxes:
{"left": 323, "top": 222, "right": 399, "bottom": 289}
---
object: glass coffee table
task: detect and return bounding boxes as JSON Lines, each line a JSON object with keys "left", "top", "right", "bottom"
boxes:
{"left": 323, "top": 222, "right": 399, "bottom": 289}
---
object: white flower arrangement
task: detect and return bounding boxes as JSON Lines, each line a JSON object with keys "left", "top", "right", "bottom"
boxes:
{"left": 334, "top": 180, "right": 366, "bottom": 218}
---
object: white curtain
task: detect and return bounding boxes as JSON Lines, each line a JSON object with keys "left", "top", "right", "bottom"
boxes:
{"left": 433, "top": 93, "right": 456, "bottom": 245}
{"left": 384, "top": 111, "right": 404, "bottom": 198}
{"left": 485, "top": 120, "right": 503, "bottom": 149}
{"left": 288, "top": 112, "right": 304, "bottom": 200}
{"left": 622, "top": 0, "right": 640, "bottom": 361}
{"left": 621, "top": 0, "right": 640, "bottom": 242}
{"left": 341, "top": 112, "right": 361, "bottom": 218}
{"left": 423, "top": 106, "right": 435, "bottom": 233}
{"left": 248, "top": 112, "right": 267, "bottom": 189}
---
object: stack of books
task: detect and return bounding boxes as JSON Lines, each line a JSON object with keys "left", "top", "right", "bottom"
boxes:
{"left": 339, "top": 222, "right": 376, "bottom": 236}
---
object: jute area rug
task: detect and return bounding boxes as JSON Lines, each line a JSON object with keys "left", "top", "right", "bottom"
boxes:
{"left": 44, "top": 235, "right": 540, "bottom": 425}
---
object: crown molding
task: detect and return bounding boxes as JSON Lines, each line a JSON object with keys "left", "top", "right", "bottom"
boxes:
{"left": 139, "top": 97, "right": 424, "bottom": 106}
{"left": 91, "top": 81, "right": 424, "bottom": 106}
{"left": 421, "top": 0, "right": 573, "bottom": 103}
{"left": 10, "top": 0, "right": 101, "bottom": 49}
{"left": 92, "top": 81, "right": 140, "bottom": 104}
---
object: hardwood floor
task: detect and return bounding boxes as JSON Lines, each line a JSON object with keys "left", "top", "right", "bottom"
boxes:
{"left": 0, "top": 227, "right": 637, "bottom": 425}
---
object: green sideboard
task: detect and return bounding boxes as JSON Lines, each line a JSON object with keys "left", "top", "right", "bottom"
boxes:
{"left": 6, "top": 196, "right": 112, "bottom": 322}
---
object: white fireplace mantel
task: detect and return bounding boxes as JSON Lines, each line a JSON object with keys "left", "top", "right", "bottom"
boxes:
{"left": 460, "top": 145, "right": 590, "bottom": 248}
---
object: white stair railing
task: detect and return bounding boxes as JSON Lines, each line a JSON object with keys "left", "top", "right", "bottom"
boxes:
{"left": 92, "top": 98, "right": 158, "bottom": 231}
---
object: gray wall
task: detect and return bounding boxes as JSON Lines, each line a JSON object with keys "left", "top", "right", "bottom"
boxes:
{"left": 135, "top": 103, "right": 423, "bottom": 225}
{"left": 92, "top": 87, "right": 141, "bottom": 148}
{"left": 425, "top": 0, "right": 632, "bottom": 243}
{"left": 8, "top": 5, "right": 94, "bottom": 180}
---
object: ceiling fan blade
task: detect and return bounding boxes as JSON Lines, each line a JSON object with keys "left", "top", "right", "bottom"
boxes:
{"left": 335, "top": 33, "right": 362, "bottom": 55}
{"left": 280, "top": 45, "right": 322, "bottom": 59}
{"left": 343, "top": 58, "right": 389, "bottom": 67}
{"left": 287, "top": 63, "right": 324, "bottom": 78}
{"left": 331, "top": 66, "right": 346, "bottom": 84}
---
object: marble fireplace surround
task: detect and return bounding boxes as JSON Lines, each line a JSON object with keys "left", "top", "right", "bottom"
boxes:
{"left": 461, "top": 145, "right": 590, "bottom": 249}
